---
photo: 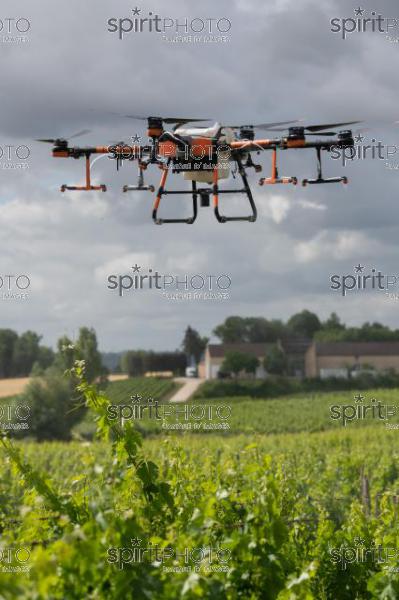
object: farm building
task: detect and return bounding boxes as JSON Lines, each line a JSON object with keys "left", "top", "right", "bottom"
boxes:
{"left": 305, "top": 341, "right": 399, "bottom": 379}
{"left": 201, "top": 338, "right": 311, "bottom": 380}
{"left": 199, "top": 340, "right": 399, "bottom": 380}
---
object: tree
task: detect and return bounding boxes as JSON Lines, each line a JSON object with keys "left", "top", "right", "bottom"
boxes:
{"left": 121, "top": 350, "right": 187, "bottom": 376}
{"left": 0, "top": 329, "right": 18, "bottom": 378}
{"left": 75, "top": 327, "right": 104, "bottom": 383}
{"left": 221, "top": 351, "right": 259, "bottom": 378}
{"left": 12, "top": 331, "right": 42, "bottom": 376}
{"left": 287, "top": 310, "right": 321, "bottom": 338}
{"left": 53, "top": 335, "right": 75, "bottom": 373}
{"left": 53, "top": 329, "right": 104, "bottom": 383}
{"left": 21, "top": 327, "right": 105, "bottom": 440}
{"left": 121, "top": 350, "right": 146, "bottom": 376}
{"left": 323, "top": 312, "right": 346, "bottom": 331}
{"left": 214, "top": 317, "right": 248, "bottom": 343}
{"left": 264, "top": 346, "right": 288, "bottom": 375}
{"left": 214, "top": 316, "right": 285, "bottom": 343}
{"left": 181, "top": 326, "right": 208, "bottom": 364}
{"left": 244, "top": 354, "right": 260, "bottom": 377}
{"left": 315, "top": 321, "right": 399, "bottom": 342}
{"left": 245, "top": 318, "right": 285, "bottom": 343}
{"left": 21, "top": 372, "right": 83, "bottom": 441}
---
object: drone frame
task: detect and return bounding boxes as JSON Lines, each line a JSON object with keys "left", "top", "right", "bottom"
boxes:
{"left": 45, "top": 119, "right": 357, "bottom": 224}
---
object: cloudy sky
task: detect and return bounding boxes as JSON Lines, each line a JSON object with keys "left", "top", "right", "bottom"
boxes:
{"left": 1, "top": 0, "right": 399, "bottom": 351}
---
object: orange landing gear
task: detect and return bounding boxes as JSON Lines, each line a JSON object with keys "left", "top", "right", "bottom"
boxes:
{"left": 60, "top": 154, "right": 106, "bottom": 192}
{"left": 258, "top": 148, "right": 297, "bottom": 186}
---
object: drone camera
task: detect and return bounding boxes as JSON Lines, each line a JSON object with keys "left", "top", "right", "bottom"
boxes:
{"left": 199, "top": 191, "right": 210, "bottom": 207}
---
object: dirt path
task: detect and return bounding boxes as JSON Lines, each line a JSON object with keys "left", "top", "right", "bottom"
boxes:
{"left": 170, "top": 378, "right": 202, "bottom": 403}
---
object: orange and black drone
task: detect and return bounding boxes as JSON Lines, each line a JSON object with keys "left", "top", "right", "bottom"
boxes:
{"left": 37, "top": 116, "right": 360, "bottom": 224}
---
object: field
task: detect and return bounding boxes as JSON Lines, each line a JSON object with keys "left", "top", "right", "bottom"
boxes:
{"left": 0, "top": 378, "right": 399, "bottom": 598}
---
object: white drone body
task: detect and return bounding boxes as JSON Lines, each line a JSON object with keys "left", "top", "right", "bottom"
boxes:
{"left": 174, "top": 122, "right": 235, "bottom": 184}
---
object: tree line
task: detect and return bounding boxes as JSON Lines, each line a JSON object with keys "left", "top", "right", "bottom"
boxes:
{"left": 0, "top": 329, "right": 54, "bottom": 378}
{"left": 212, "top": 311, "right": 399, "bottom": 343}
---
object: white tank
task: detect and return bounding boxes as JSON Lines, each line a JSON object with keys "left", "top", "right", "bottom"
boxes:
{"left": 176, "top": 123, "right": 233, "bottom": 183}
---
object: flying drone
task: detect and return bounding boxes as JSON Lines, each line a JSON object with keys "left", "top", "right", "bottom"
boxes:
{"left": 37, "top": 116, "right": 360, "bottom": 224}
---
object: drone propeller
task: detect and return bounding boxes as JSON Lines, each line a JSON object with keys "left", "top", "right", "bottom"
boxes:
{"left": 123, "top": 114, "right": 212, "bottom": 125}
{"left": 227, "top": 120, "right": 300, "bottom": 130}
{"left": 35, "top": 129, "right": 91, "bottom": 144}
{"left": 264, "top": 121, "right": 362, "bottom": 136}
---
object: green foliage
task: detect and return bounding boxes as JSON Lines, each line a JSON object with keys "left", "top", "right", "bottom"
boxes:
{"left": 1, "top": 425, "right": 399, "bottom": 597}
{"left": 105, "top": 377, "right": 177, "bottom": 404}
{"left": 212, "top": 312, "right": 399, "bottom": 346}
{"left": 181, "top": 325, "right": 208, "bottom": 364}
{"left": 220, "top": 351, "right": 259, "bottom": 378}
{"left": 214, "top": 316, "right": 285, "bottom": 343}
{"left": 264, "top": 345, "right": 288, "bottom": 375}
{"left": 0, "top": 329, "right": 53, "bottom": 378}
{"left": 19, "top": 372, "right": 83, "bottom": 441}
{"left": 121, "top": 350, "right": 186, "bottom": 376}
{"left": 0, "top": 329, "right": 18, "bottom": 377}
{"left": 287, "top": 310, "right": 321, "bottom": 338}
{"left": 195, "top": 372, "right": 399, "bottom": 400}
{"left": 315, "top": 321, "right": 399, "bottom": 342}
{"left": 53, "top": 327, "right": 104, "bottom": 384}
{"left": 2, "top": 365, "right": 399, "bottom": 597}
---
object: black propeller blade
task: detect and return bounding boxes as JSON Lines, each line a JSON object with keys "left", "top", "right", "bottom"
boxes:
{"left": 123, "top": 115, "right": 212, "bottom": 125}
{"left": 264, "top": 120, "right": 362, "bottom": 135}
{"left": 227, "top": 120, "right": 300, "bottom": 130}
{"left": 35, "top": 129, "right": 91, "bottom": 144}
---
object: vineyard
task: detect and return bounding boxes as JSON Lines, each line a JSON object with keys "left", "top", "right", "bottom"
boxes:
{"left": 0, "top": 371, "right": 399, "bottom": 598}
{"left": 105, "top": 377, "right": 178, "bottom": 405}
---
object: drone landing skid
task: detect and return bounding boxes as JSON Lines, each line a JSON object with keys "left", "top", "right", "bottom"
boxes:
{"left": 60, "top": 155, "right": 106, "bottom": 192}
{"left": 302, "top": 148, "right": 348, "bottom": 187}
{"left": 213, "top": 158, "right": 257, "bottom": 223}
{"left": 123, "top": 184, "right": 155, "bottom": 192}
{"left": 123, "top": 166, "right": 155, "bottom": 193}
{"left": 302, "top": 176, "right": 348, "bottom": 186}
{"left": 152, "top": 166, "right": 198, "bottom": 224}
{"left": 259, "top": 148, "right": 297, "bottom": 186}
{"left": 152, "top": 157, "right": 257, "bottom": 224}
